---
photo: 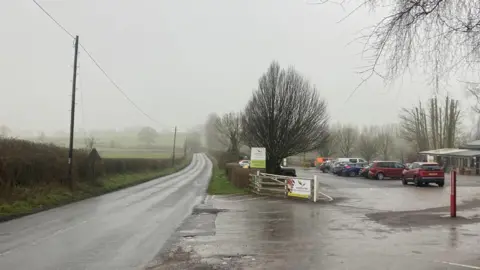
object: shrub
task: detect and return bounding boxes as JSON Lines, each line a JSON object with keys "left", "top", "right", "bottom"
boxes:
{"left": 0, "top": 138, "right": 185, "bottom": 193}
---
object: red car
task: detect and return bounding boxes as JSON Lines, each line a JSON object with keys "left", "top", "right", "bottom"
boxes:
{"left": 402, "top": 162, "right": 444, "bottom": 187}
{"left": 368, "top": 161, "right": 406, "bottom": 180}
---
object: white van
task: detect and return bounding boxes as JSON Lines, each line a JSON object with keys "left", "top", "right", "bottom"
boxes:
{"left": 336, "top": 158, "right": 367, "bottom": 163}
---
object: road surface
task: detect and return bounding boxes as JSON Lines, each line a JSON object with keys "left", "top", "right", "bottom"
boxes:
{"left": 0, "top": 153, "right": 212, "bottom": 270}
{"left": 153, "top": 166, "right": 480, "bottom": 270}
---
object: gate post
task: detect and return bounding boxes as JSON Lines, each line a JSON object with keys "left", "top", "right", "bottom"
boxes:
{"left": 450, "top": 170, "right": 457, "bottom": 218}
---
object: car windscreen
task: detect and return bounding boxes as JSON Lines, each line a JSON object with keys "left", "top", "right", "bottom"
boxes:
{"left": 421, "top": 164, "right": 442, "bottom": 170}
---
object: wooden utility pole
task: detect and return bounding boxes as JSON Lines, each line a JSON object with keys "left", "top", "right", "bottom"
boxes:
{"left": 67, "top": 35, "right": 79, "bottom": 188}
{"left": 172, "top": 126, "right": 177, "bottom": 167}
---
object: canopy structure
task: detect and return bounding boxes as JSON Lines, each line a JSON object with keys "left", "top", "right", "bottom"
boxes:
{"left": 419, "top": 148, "right": 480, "bottom": 157}
{"left": 461, "top": 140, "right": 480, "bottom": 150}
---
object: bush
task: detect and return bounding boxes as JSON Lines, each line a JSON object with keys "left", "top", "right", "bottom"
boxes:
{"left": 0, "top": 138, "right": 185, "bottom": 193}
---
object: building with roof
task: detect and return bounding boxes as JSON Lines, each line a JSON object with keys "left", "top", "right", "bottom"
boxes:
{"left": 419, "top": 141, "right": 480, "bottom": 175}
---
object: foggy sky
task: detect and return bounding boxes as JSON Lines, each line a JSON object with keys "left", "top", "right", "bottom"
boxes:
{"left": 0, "top": 0, "right": 475, "bottom": 135}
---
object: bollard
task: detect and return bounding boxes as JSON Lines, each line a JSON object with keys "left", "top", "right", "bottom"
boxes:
{"left": 313, "top": 175, "right": 318, "bottom": 202}
{"left": 450, "top": 170, "right": 456, "bottom": 218}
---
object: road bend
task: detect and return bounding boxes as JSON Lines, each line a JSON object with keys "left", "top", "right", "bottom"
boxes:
{"left": 0, "top": 153, "right": 212, "bottom": 270}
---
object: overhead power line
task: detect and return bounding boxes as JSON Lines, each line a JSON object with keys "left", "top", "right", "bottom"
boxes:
{"left": 32, "top": 0, "right": 164, "bottom": 127}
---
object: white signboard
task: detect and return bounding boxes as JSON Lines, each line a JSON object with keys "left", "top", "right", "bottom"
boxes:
{"left": 286, "top": 178, "right": 311, "bottom": 198}
{"left": 250, "top": 147, "right": 266, "bottom": 168}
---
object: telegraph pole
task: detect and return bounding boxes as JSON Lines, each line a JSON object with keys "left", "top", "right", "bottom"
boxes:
{"left": 172, "top": 126, "right": 177, "bottom": 167}
{"left": 67, "top": 35, "right": 79, "bottom": 188}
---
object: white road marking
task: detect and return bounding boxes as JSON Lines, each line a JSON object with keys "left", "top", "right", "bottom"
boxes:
{"left": 435, "top": 261, "right": 480, "bottom": 269}
{"left": 317, "top": 190, "right": 334, "bottom": 202}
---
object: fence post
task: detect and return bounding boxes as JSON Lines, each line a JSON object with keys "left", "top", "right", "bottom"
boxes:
{"left": 313, "top": 175, "right": 318, "bottom": 202}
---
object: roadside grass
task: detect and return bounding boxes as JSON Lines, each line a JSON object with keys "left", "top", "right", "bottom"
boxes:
{"left": 0, "top": 158, "right": 191, "bottom": 221}
{"left": 207, "top": 166, "right": 249, "bottom": 195}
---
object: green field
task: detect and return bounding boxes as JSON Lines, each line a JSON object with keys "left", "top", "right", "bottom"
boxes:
{"left": 23, "top": 132, "right": 188, "bottom": 149}
{"left": 98, "top": 149, "right": 184, "bottom": 159}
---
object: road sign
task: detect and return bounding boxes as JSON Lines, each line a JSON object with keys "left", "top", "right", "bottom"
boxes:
{"left": 250, "top": 147, "right": 266, "bottom": 168}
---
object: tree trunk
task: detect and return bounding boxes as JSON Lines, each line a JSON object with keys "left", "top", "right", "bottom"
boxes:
{"left": 266, "top": 156, "right": 279, "bottom": 174}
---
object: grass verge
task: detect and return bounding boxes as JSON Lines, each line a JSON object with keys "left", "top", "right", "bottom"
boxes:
{"left": 0, "top": 157, "right": 191, "bottom": 222}
{"left": 207, "top": 161, "right": 248, "bottom": 195}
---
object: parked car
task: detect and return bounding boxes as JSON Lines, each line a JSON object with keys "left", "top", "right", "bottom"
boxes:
{"left": 319, "top": 160, "right": 333, "bottom": 173}
{"left": 332, "top": 162, "right": 348, "bottom": 175}
{"left": 279, "top": 166, "right": 297, "bottom": 177}
{"left": 402, "top": 162, "right": 444, "bottom": 187}
{"left": 238, "top": 160, "right": 250, "bottom": 168}
{"left": 341, "top": 162, "right": 368, "bottom": 177}
{"left": 368, "top": 161, "right": 406, "bottom": 180}
{"left": 336, "top": 157, "right": 367, "bottom": 164}
{"left": 359, "top": 163, "right": 372, "bottom": 178}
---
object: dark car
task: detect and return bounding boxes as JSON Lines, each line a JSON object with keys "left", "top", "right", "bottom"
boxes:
{"left": 332, "top": 162, "right": 347, "bottom": 175}
{"left": 341, "top": 162, "right": 368, "bottom": 177}
{"left": 360, "top": 163, "right": 372, "bottom": 178}
{"left": 402, "top": 162, "right": 444, "bottom": 187}
{"left": 319, "top": 161, "right": 333, "bottom": 173}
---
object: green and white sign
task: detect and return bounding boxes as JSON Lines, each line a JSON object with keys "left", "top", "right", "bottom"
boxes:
{"left": 250, "top": 147, "right": 266, "bottom": 168}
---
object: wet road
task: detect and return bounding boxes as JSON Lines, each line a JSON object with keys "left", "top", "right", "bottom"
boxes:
{"left": 0, "top": 153, "right": 212, "bottom": 270}
{"left": 153, "top": 167, "right": 480, "bottom": 270}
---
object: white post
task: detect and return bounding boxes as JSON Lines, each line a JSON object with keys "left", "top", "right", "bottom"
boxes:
{"left": 313, "top": 175, "right": 318, "bottom": 202}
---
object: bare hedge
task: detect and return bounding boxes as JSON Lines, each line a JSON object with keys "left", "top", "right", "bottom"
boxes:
{"left": 0, "top": 138, "right": 184, "bottom": 192}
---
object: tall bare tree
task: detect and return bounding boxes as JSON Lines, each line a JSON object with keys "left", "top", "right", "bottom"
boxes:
{"left": 332, "top": 124, "right": 358, "bottom": 157}
{"left": 216, "top": 112, "right": 242, "bottom": 156}
{"left": 242, "top": 61, "right": 329, "bottom": 173}
{"left": 204, "top": 113, "right": 223, "bottom": 150}
{"left": 400, "top": 101, "right": 430, "bottom": 152}
{"left": 317, "top": 134, "right": 336, "bottom": 157}
{"left": 358, "top": 126, "right": 379, "bottom": 162}
{"left": 400, "top": 96, "right": 461, "bottom": 151}
{"left": 377, "top": 124, "right": 396, "bottom": 160}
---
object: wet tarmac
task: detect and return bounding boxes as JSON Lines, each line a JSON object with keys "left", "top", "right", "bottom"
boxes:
{"left": 0, "top": 153, "right": 212, "bottom": 270}
{"left": 151, "top": 168, "right": 480, "bottom": 270}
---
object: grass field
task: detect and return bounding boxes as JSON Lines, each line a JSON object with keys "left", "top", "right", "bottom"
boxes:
{"left": 22, "top": 133, "right": 188, "bottom": 149}
{"left": 207, "top": 164, "right": 248, "bottom": 195}
{"left": 97, "top": 148, "right": 184, "bottom": 159}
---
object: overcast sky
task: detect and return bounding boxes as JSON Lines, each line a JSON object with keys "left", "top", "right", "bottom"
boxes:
{"left": 0, "top": 0, "right": 475, "bottom": 134}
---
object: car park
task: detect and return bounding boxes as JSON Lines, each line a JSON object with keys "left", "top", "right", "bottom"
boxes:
{"left": 402, "top": 162, "right": 444, "bottom": 187}
{"left": 368, "top": 161, "right": 406, "bottom": 180}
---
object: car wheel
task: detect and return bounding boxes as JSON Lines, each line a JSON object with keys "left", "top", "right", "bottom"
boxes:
{"left": 402, "top": 176, "right": 407, "bottom": 185}
{"left": 414, "top": 176, "right": 420, "bottom": 187}
{"left": 377, "top": 173, "right": 384, "bottom": 180}
{"left": 349, "top": 171, "right": 356, "bottom": 177}
{"left": 438, "top": 181, "right": 445, "bottom": 187}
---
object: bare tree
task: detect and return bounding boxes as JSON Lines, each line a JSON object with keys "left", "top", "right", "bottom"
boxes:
{"left": 400, "top": 96, "right": 461, "bottom": 151}
{"left": 357, "top": 126, "right": 379, "bottom": 162}
{"left": 377, "top": 124, "right": 396, "bottom": 160}
{"left": 317, "top": 134, "right": 336, "bottom": 157}
{"left": 350, "top": 0, "right": 480, "bottom": 85}
{"left": 331, "top": 124, "right": 358, "bottom": 157}
{"left": 216, "top": 112, "right": 242, "bottom": 156}
{"left": 204, "top": 113, "right": 223, "bottom": 150}
{"left": 400, "top": 102, "right": 430, "bottom": 152}
{"left": 242, "top": 61, "right": 329, "bottom": 173}
{"left": 85, "top": 135, "right": 96, "bottom": 151}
